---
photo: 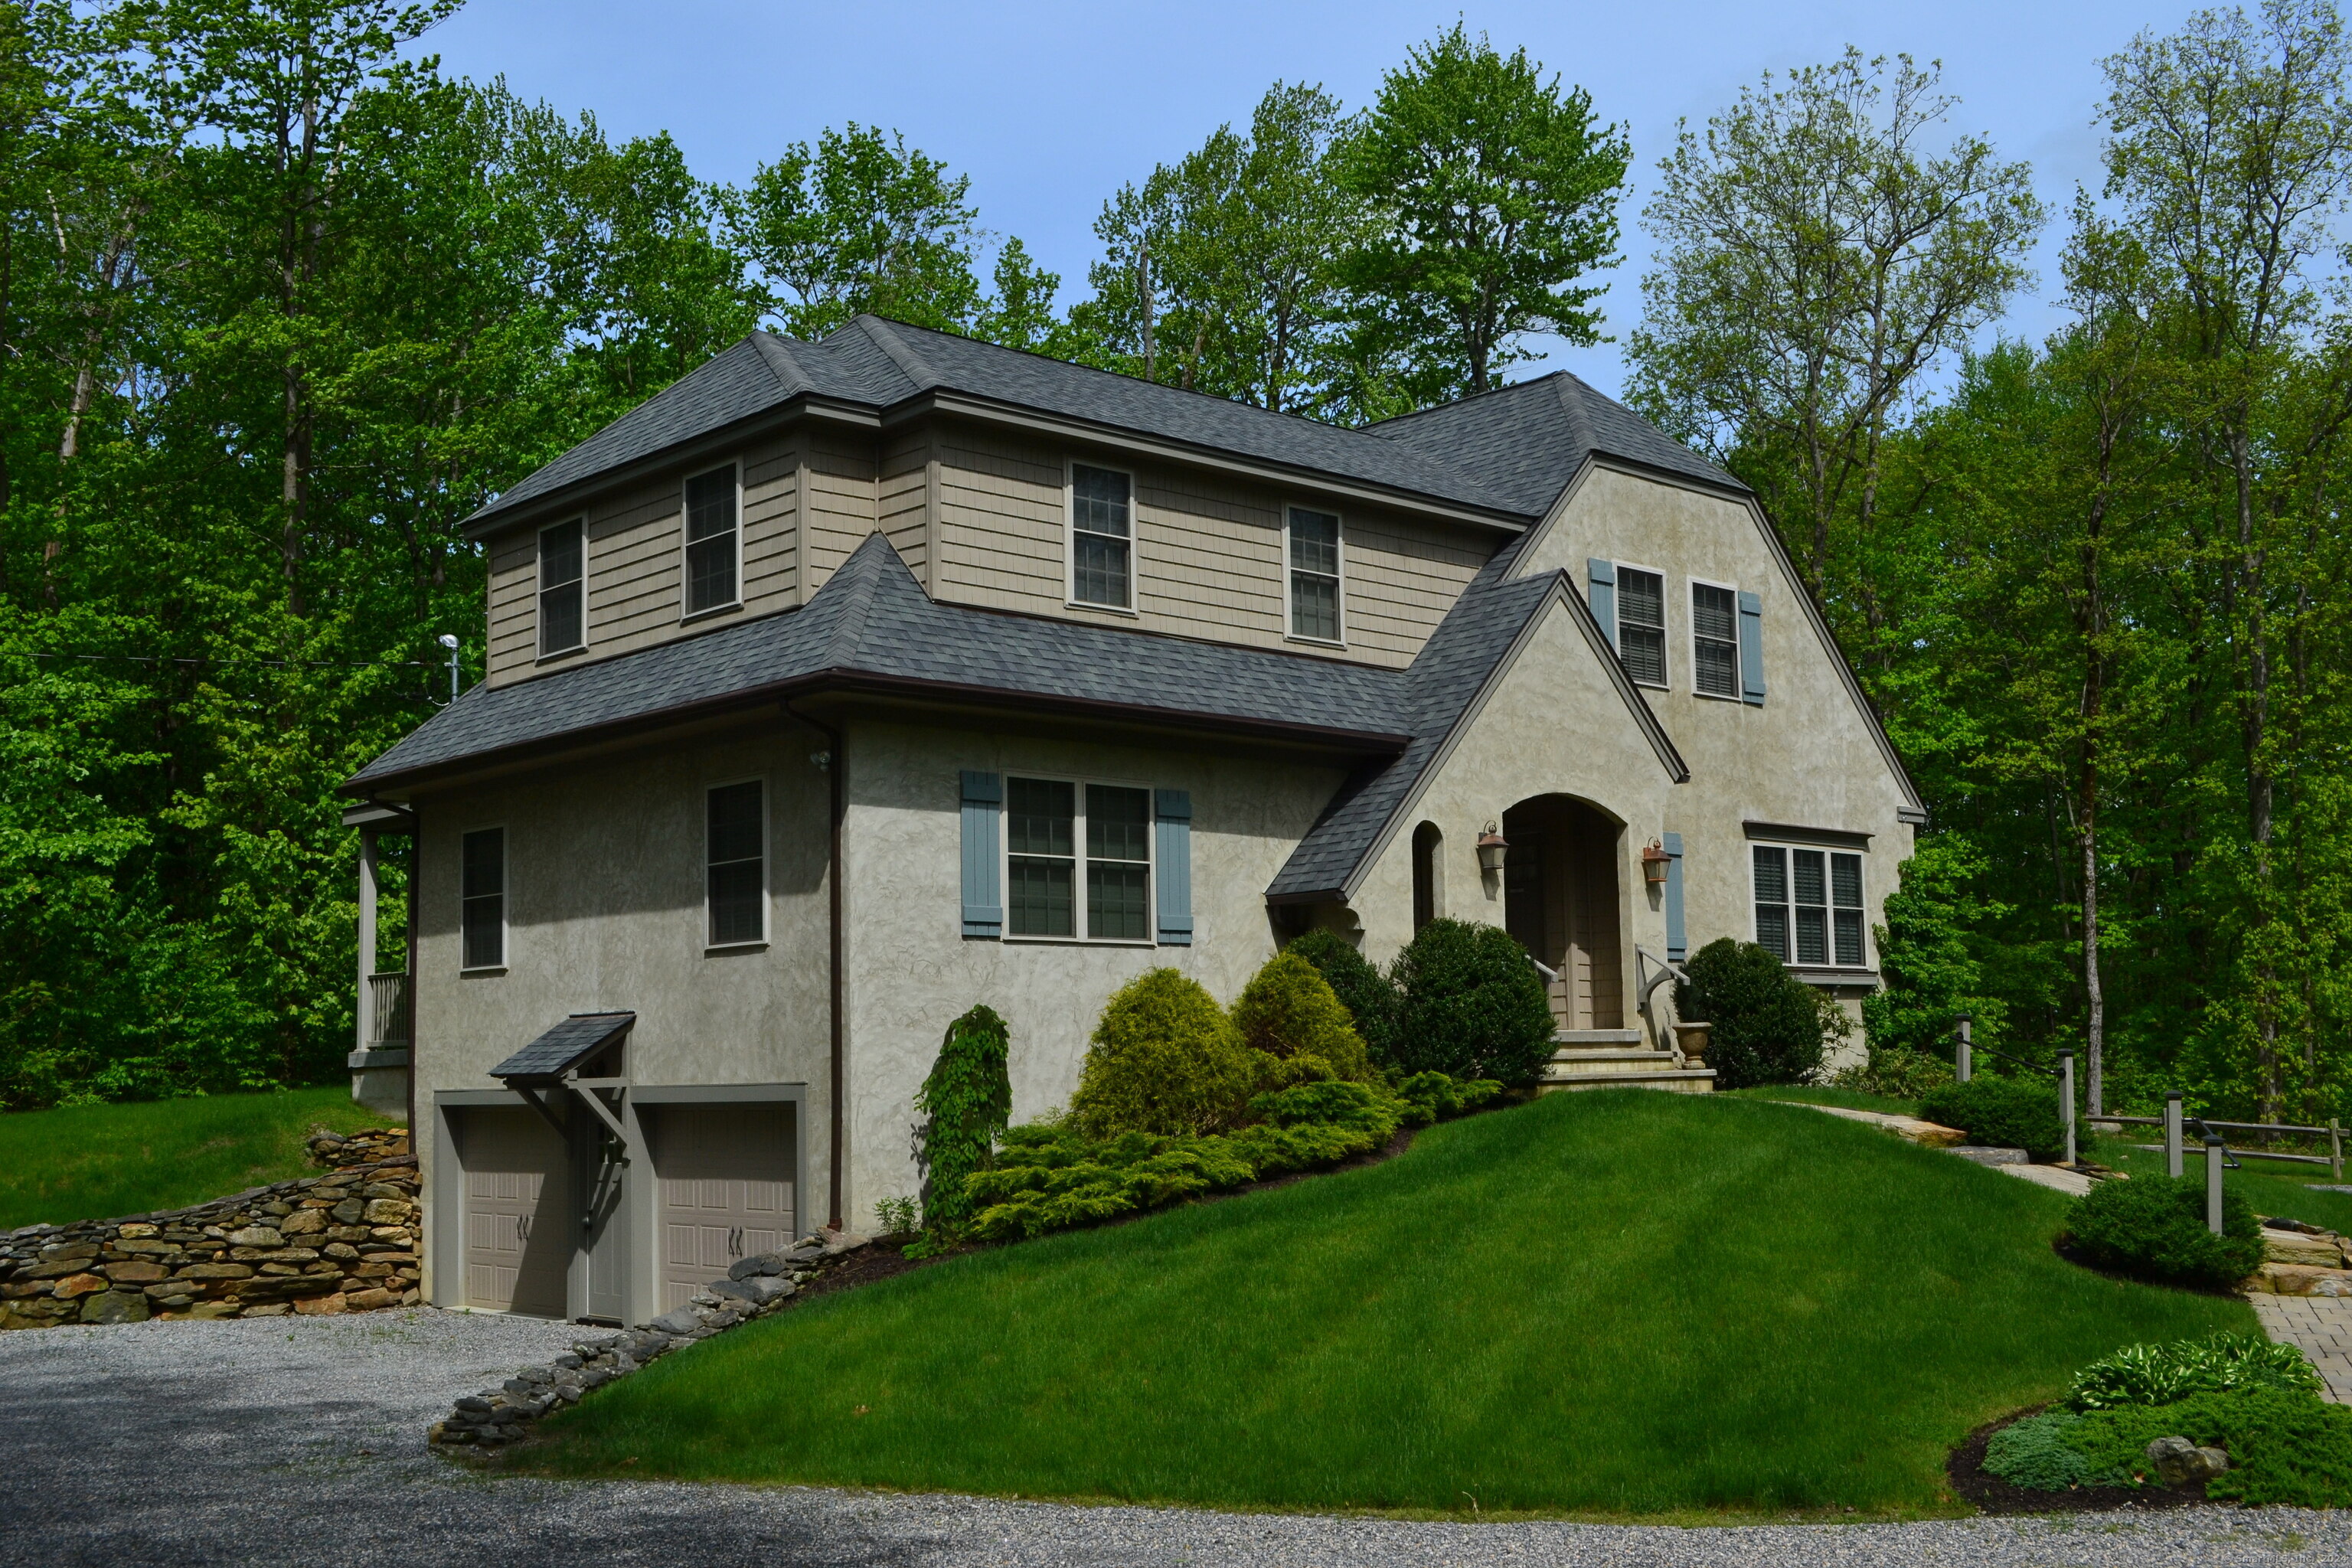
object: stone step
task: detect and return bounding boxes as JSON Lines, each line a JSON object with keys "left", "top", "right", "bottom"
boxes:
{"left": 1537, "top": 1067, "right": 1717, "bottom": 1096}
{"left": 1546, "top": 1048, "right": 1678, "bottom": 1075}
{"left": 1554, "top": 1028, "right": 1645, "bottom": 1047}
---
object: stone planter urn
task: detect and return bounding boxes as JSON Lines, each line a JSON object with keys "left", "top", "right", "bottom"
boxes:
{"left": 1671, "top": 1022, "right": 1712, "bottom": 1067}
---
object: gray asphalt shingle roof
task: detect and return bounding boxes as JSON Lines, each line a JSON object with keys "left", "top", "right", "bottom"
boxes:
{"left": 491, "top": 1012, "right": 635, "bottom": 1080}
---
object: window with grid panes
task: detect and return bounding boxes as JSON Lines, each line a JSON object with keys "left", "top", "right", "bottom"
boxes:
{"left": 1006, "top": 777, "right": 1076, "bottom": 936}
{"left": 538, "top": 520, "right": 584, "bottom": 655}
{"left": 683, "top": 465, "right": 738, "bottom": 613}
{"left": 1070, "top": 465, "right": 1132, "bottom": 608}
{"left": 1617, "top": 566, "right": 1666, "bottom": 684}
{"left": 1086, "top": 785, "right": 1151, "bottom": 939}
{"left": 705, "top": 781, "right": 764, "bottom": 945}
{"left": 1753, "top": 844, "right": 1865, "bottom": 965}
{"left": 1004, "top": 777, "right": 1152, "bottom": 940}
{"left": 1288, "top": 507, "right": 1341, "bottom": 641}
{"left": 461, "top": 827, "right": 505, "bottom": 969}
{"left": 1691, "top": 582, "right": 1738, "bottom": 697}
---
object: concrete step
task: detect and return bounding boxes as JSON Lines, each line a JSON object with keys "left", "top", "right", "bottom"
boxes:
{"left": 1546, "top": 1048, "right": 1678, "bottom": 1075}
{"left": 1537, "top": 1067, "right": 1717, "bottom": 1095}
{"left": 1554, "top": 1028, "right": 1645, "bottom": 1047}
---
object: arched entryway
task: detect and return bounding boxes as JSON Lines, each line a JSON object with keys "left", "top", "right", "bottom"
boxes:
{"left": 1501, "top": 795, "right": 1623, "bottom": 1030}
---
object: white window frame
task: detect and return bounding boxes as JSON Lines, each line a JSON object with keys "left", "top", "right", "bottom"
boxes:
{"left": 679, "top": 457, "right": 744, "bottom": 625}
{"left": 703, "top": 774, "right": 769, "bottom": 951}
{"left": 1282, "top": 502, "right": 1347, "bottom": 647}
{"left": 1750, "top": 841, "right": 1869, "bottom": 970}
{"left": 1001, "top": 771, "right": 1156, "bottom": 945}
{"left": 1612, "top": 559, "right": 1671, "bottom": 690}
{"left": 536, "top": 518, "right": 587, "bottom": 661}
{"left": 1687, "top": 574, "right": 1742, "bottom": 701}
{"left": 1065, "top": 458, "right": 1139, "bottom": 616}
{"left": 459, "top": 822, "right": 508, "bottom": 974}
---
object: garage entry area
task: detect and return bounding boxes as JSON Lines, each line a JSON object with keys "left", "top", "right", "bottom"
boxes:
{"left": 644, "top": 1102, "right": 796, "bottom": 1312}
{"left": 448, "top": 1106, "right": 572, "bottom": 1318}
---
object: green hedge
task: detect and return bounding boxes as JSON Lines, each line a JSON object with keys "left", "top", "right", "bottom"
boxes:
{"left": 1389, "top": 918, "right": 1556, "bottom": 1086}
{"left": 1068, "top": 969, "right": 1258, "bottom": 1138}
{"left": 2060, "top": 1173, "right": 2265, "bottom": 1289}
{"left": 1916, "top": 1074, "right": 2066, "bottom": 1161}
{"left": 1284, "top": 929, "right": 1400, "bottom": 1067}
{"left": 1232, "top": 952, "right": 1372, "bottom": 1083}
{"left": 1674, "top": 938, "right": 1823, "bottom": 1089}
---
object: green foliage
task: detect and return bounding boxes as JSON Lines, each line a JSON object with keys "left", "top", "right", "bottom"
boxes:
{"left": 913, "top": 1004, "right": 1013, "bottom": 1236}
{"left": 1231, "top": 952, "right": 1371, "bottom": 1083}
{"left": 2062, "top": 1173, "right": 2265, "bottom": 1289}
{"left": 2066, "top": 1333, "right": 2321, "bottom": 1412}
{"left": 1674, "top": 938, "right": 1825, "bottom": 1089}
{"left": 1831, "top": 1046, "right": 1954, "bottom": 1100}
{"left": 2058, "top": 1387, "right": 2352, "bottom": 1504}
{"left": 873, "top": 1197, "right": 919, "bottom": 1240}
{"left": 1917, "top": 1075, "right": 2067, "bottom": 1161}
{"left": 1862, "top": 839, "right": 2012, "bottom": 1060}
{"left": 1981, "top": 1411, "right": 2089, "bottom": 1491}
{"left": 1068, "top": 969, "right": 1256, "bottom": 1138}
{"left": 1391, "top": 1070, "right": 1504, "bottom": 1125}
{"left": 1388, "top": 918, "right": 1557, "bottom": 1086}
{"left": 1281, "top": 929, "right": 1400, "bottom": 1068}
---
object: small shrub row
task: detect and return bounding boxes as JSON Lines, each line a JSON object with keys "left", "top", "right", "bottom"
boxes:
{"left": 1984, "top": 1388, "right": 2352, "bottom": 1506}
{"left": 1916, "top": 1074, "right": 2066, "bottom": 1161}
{"left": 2060, "top": 1173, "right": 2265, "bottom": 1290}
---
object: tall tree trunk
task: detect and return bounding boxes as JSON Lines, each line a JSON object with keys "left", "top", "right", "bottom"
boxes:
{"left": 2230, "top": 429, "right": 2279, "bottom": 1120}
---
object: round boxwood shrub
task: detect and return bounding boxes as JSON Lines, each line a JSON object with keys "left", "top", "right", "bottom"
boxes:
{"left": 2061, "top": 1172, "right": 2265, "bottom": 1289}
{"left": 1070, "top": 969, "right": 1256, "bottom": 1138}
{"left": 1388, "top": 917, "right": 1556, "bottom": 1086}
{"left": 1283, "top": 929, "right": 1400, "bottom": 1068}
{"left": 1673, "top": 937, "right": 1824, "bottom": 1089}
{"left": 1232, "top": 952, "right": 1373, "bottom": 1082}
{"left": 913, "top": 1003, "right": 1013, "bottom": 1236}
{"left": 1916, "top": 1074, "right": 2066, "bottom": 1161}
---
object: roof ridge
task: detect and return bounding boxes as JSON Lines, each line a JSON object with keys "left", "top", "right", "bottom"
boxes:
{"left": 851, "top": 315, "right": 939, "bottom": 390}
{"left": 750, "top": 332, "right": 816, "bottom": 397}
{"left": 814, "top": 532, "right": 900, "bottom": 667}
{"left": 1366, "top": 372, "right": 1568, "bottom": 433}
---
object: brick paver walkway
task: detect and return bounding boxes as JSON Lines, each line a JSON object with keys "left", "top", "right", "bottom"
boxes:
{"left": 2252, "top": 1295, "right": 2352, "bottom": 1402}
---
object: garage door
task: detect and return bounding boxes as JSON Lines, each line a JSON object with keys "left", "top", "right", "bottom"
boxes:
{"left": 454, "top": 1107, "right": 571, "bottom": 1317}
{"left": 648, "top": 1104, "right": 795, "bottom": 1312}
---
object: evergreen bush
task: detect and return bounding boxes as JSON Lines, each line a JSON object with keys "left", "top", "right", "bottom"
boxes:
{"left": 1388, "top": 918, "right": 1556, "bottom": 1086}
{"left": 2049, "top": 1387, "right": 2352, "bottom": 1504}
{"left": 1981, "top": 1411, "right": 2089, "bottom": 1490}
{"left": 1068, "top": 969, "right": 1256, "bottom": 1138}
{"left": 913, "top": 1003, "right": 1014, "bottom": 1237}
{"left": 2060, "top": 1173, "right": 2265, "bottom": 1289}
{"left": 1282, "top": 929, "right": 1401, "bottom": 1067}
{"left": 1674, "top": 938, "right": 1826, "bottom": 1089}
{"left": 1232, "top": 952, "right": 1372, "bottom": 1082}
{"left": 1916, "top": 1074, "right": 2066, "bottom": 1160}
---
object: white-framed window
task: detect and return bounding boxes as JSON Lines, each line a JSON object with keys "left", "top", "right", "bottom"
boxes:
{"left": 1753, "top": 844, "right": 1865, "bottom": 967}
{"left": 704, "top": 778, "right": 766, "bottom": 947}
{"left": 1690, "top": 578, "right": 1740, "bottom": 699}
{"left": 460, "top": 825, "right": 506, "bottom": 971}
{"left": 538, "top": 519, "right": 586, "bottom": 657}
{"left": 681, "top": 461, "right": 740, "bottom": 619}
{"left": 1067, "top": 461, "right": 1135, "bottom": 611}
{"left": 1004, "top": 774, "right": 1152, "bottom": 941}
{"left": 1285, "top": 505, "right": 1343, "bottom": 644}
{"left": 1615, "top": 563, "right": 1668, "bottom": 687}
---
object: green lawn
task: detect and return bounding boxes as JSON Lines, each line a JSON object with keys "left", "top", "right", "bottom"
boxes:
{"left": 524, "top": 1089, "right": 2248, "bottom": 1517}
{"left": 0, "top": 1086, "right": 397, "bottom": 1230}
{"left": 2088, "top": 1128, "right": 2352, "bottom": 1236}
{"left": 1722, "top": 1084, "right": 1918, "bottom": 1116}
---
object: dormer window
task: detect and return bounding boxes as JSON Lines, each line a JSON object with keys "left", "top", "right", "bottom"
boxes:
{"left": 537, "top": 519, "right": 584, "bottom": 657}
{"left": 1286, "top": 506, "right": 1343, "bottom": 643}
{"left": 1069, "top": 462, "right": 1134, "bottom": 609}
{"left": 683, "top": 463, "right": 740, "bottom": 616}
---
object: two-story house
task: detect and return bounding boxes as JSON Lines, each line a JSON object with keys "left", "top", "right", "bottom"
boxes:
{"left": 339, "top": 315, "right": 1924, "bottom": 1324}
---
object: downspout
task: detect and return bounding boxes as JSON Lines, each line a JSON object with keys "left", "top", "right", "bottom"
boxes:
{"left": 405, "top": 813, "right": 420, "bottom": 1142}
{"left": 786, "top": 701, "right": 846, "bottom": 1230}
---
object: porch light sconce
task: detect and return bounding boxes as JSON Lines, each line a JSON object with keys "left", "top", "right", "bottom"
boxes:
{"left": 1641, "top": 840, "right": 1672, "bottom": 886}
{"left": 1475, "top": 824, "right": 1508, "bottom": 875}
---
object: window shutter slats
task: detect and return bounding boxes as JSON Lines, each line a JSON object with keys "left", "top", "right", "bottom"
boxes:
{"left": 1155, "top": 789, "right": 1193, "bottom": 945}
{"left": 1586, "top": 559, "right": 1617, "bottom": 650}
{"left": 1737, "top": 590, "right": 1766, "bottom": 706}
{"left": 1662, "top": 831, "right": 1686, "bottom": 962}
{"left": 960, "top": 770, "right": 1002, "bottom": 939}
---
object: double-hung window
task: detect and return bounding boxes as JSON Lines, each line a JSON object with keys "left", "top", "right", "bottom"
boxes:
{"left": 538, "top": 520, "right": 584, "bottom": 657}
{"left": 1691, "top": 581, "right": 1738, "bottom": 697}
{"left": 461, "top": 827, "right": 505, "bottom": 970}
{"left": 1616, "top": 566, "right": 1667, "bottom": 686}
{"left": 1754, "top": 845, "right": 1865, "bottom": 967}
{"left": 705, "top": 780, "right": 765, "bottom": 946}
{"left": 683, "top": 463, "right": 739, "bottom": 616}
{"left": 1287, "top": 506, "right": 1342, "bottom": 642}
{"left": 1070, "top": 463, "right": 1133, "bottom": 609}
{"left": 1005, "top": 776, "right": 1152, "bottom": 940}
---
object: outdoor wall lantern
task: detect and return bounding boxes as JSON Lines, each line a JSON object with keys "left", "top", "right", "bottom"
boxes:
{"left": 1475, "top": 824, "right": 1508, "bottom": 874}
{"left": 1641, "top": 840, "right": 1673, "bottom": 886}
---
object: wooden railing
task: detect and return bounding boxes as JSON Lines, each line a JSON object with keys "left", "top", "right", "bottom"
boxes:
{"left": 365, "top": 972, "right": 412, "bottom": 1050}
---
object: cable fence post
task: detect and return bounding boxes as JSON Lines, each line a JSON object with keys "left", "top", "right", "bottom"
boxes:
{"left": 1955, "top": 1015, "right": 1971, "bottom": 1084}
{"left": 2206, "top": 1135, "right": 2226, "bottom": 1235}
{"left": 2333, "top": 1118, "right": 2344, "bottom": 1184}
{"left": 2060, "top": 1050, "right": 2077, "bottom": 1168}
{"left": 2166, "top": 1091, "right": 2184, "bottom": 1179}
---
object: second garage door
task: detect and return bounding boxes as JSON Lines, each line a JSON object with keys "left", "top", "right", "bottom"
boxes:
{"left": 648, "top": 1103, "right": 795, "bottom": 1312}
{"left": 453, "top": 1106, "right": 571, "bottom": 1318}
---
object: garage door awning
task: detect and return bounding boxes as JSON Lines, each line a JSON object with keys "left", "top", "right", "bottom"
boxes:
{"left": 492, "top": 1011, "right": 635, "bottom": 1083}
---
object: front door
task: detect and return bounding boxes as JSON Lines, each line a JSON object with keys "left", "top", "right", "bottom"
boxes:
{"left": 1502, "top": 797, "right": 1624, "bottom": 1030}
{"left": 455, "top": 1106, "right": 571, "bottom": 1317}
{"left": 648, "top": 1103, "right": 795, "bottom": 1312}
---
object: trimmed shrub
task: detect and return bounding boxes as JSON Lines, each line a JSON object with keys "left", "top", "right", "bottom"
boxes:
{"left": 913, "top": 1003, "right": 1014, "bottom": 1236}
{"left": 1283, "top": 929, "right": 1400, "bottom": 1067}
{"left": 1916, "top": 1074, "right": 2066, "bottom": 1161}
{"left": 2067, "top": 1334, "right": 2321, "bottom": 1412}
{"left": 2060, "top": 1387, "right": 2352, "bottom": 1504}
{"left": 1982, "top": 1411, "right": 2089, "bottom": 1491}
{"left": 1673, "top": 938, "right": 1823, "bottom": 1089}
{"left": 1393, "top": 1070, "right": 1504, "bottom": 1125}
{"left": 2061, "top": 1173, "right": 2265, "bottom": 1289}
{"left": 1068, "top": 969, "right": 1256, "bottom": 1138}
{"left": 1233, "top": 952, "right": 1372, "bottom": 1083}
{"left": 1389, "top": 918, "right": 1557, "bottom": 1086}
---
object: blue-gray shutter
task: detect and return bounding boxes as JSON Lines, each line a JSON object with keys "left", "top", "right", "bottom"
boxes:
{"left": 1155, "top": 789, "right": 1193, "bottom": 945}
{"left": 959, "top": 770, "right": 1001, "bottom": 939}
{"left": 1662, "top": 831, "right": 1687, "bottom": 962}
{"left": 1737, "top": 590, "right": 1766, "bottom": 706}
{"left": 1587, "top": 559, "right": 1617, "bottom": 648}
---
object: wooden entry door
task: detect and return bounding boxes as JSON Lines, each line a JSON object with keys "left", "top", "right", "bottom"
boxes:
{"left": 1502, "top": 798, "right": 1624, "bottom": 1030}
{"left": 456, "top": 1106, "right": 571, "bottom": 1317}
{"left": 648, "top": 1103, "right": 795, "bottom": 1312}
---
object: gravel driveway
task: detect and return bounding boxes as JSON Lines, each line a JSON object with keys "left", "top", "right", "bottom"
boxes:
{"left": 2, "top": 1310, "right": 2348, "bottom": 1566}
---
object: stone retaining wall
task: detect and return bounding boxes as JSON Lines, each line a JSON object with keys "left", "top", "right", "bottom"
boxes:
{"left": 0, "top": 1128, "right": 420, "bottom": 1329}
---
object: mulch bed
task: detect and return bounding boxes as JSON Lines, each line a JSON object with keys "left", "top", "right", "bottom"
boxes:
{"left": 1947, "top": 1409, "right": 2208, "bottom": 1515}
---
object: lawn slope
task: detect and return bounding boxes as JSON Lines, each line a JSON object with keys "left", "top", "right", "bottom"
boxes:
{"left": 528, "top": 1090, "right": 2249, "bottom": 1515}
{"left": 0, "top": 1086, "right": 396, "bottom": 1230}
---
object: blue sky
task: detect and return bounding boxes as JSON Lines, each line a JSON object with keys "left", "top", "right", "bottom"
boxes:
{"left": 410, "top": 0, "right": 2194, "bottom": 400}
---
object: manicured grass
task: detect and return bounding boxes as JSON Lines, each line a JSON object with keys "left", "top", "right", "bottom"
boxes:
{"left": 0, "top": 1086, "right": 397, "bottom": 1230}
{"left": 1723, "top": 1083, "right": 1917, "bottom": 1116}
{"left": 525, "top": 1090, "right": 2249, "bottom": 1516}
